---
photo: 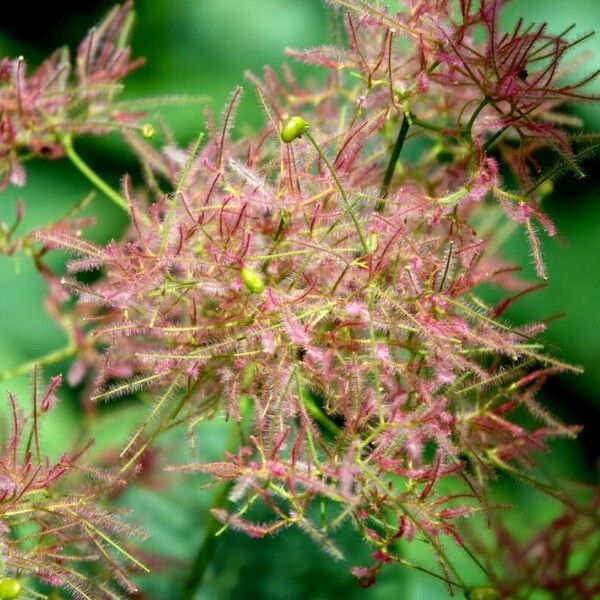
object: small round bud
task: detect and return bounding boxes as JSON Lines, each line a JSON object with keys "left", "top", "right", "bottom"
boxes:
{"left": 240, "top": 267, "right": 264, "bottom": 294}
{"left": 467, "top": 587, "right": 500, "bottom": 600}
{"left": 0, "top": 578, "right": 22, "bottom": 600}
{"left": 281, "top": 116, "right": 308, "bottom": 143}
{"left": 142, "top": 123, "right": 155, "bottom": 139}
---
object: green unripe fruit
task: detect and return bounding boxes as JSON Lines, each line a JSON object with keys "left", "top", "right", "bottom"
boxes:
{"left": 0, "top": 578, "right": 22, "bottom": 600}
{"left": 240, "top": 267, "right": 264, "bottom": 294}
{"left": 281, "top": 116, "right": 308, "bottom": 143}
{"left": 467, "top": 587, "right": 501, "bottom": 600}
{"left": 141, "top": 123, "right": 155, "bottom": 139}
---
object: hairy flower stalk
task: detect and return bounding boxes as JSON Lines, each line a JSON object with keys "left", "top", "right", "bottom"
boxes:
{"left": 17, "top": 0, "right": 600, "bottom": 596}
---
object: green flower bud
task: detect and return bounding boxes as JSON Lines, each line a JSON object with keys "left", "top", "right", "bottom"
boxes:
{"left": 240, "top": 267, "right": 265, "bottom": 294}
{"left": 141, "top": 123, "right": 155, "bottom": 139}
{"left": 0, "top": 578, "right": 22, "bottom": 600}
{"left": 467, "top": 587, "right": 501, "bottom": 600}
{"left": 281, "top": 116, "right": 308, "bottom": 143}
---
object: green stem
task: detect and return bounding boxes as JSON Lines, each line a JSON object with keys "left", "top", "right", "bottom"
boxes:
{"left": 409, "top": 113, "right": 446, "bottom": 134}
{"left": 181, "top": 481, "right": 231, "bottom": 599}
{"left": 304, "top": 393, "right": 340, "bottom": 436}
{"left": 0, "top": 343, "right": 77, "bottom": 383}
{"left": 465, "top": 96, "right": 491, "bottom": 140}
{"left": 305, "top": 131, "right": 368, "bottom": 254}
{"left": 488, "top": 453, "right": 580, "bottom": 510}
{"left": 396, "top": 557, "right": 465, "bottom": 590}
{"left": 461, "top": 540, "right": 491, "bottom": 579}
{"left": 377, "top": 60, "right": 440, "bottom": 206}
{"left": 61, "top": 136, "right": 129, "bottom": 213}
{"left": 379, "top": 113, "right": 410, "bottom": 203}
{"left": 483, "top": 125, "right": 509, "bottom": 151}
{"left": 437, "top": 240, "right": 454, "bottom": 292}
{"left": 182, "top": 409, "right": 246, "bottom": 598}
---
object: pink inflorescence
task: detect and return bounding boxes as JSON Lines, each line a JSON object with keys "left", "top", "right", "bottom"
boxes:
{"left": 30, "top": 0, "right": 599, "bottom": 595}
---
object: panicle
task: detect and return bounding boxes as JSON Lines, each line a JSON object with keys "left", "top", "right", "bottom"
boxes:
{"left": 0, "top": 2, "right": 143, "bottom": 189}
{"left": 32, "top": 0, "right": 599, "bottom": 594}
{"left": 0, "top": 377, "right": 145, "bottom": 596}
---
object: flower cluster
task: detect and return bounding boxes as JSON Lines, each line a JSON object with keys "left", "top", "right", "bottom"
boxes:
{"left": 0, "top": 1, "right": 143, "bottom": 189}
{"left": 0, "top": 374, "right": 146, "bottom": 598}
{"left": 0, "top": 0, "right": 595, "bottom": 597}
{"left": 29, "top": 0, "right": 599, "bottom": 595}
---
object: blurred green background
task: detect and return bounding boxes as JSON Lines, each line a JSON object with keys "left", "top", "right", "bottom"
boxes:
{"left": 0, "top": 1, "right": 599, "bottom": 598}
